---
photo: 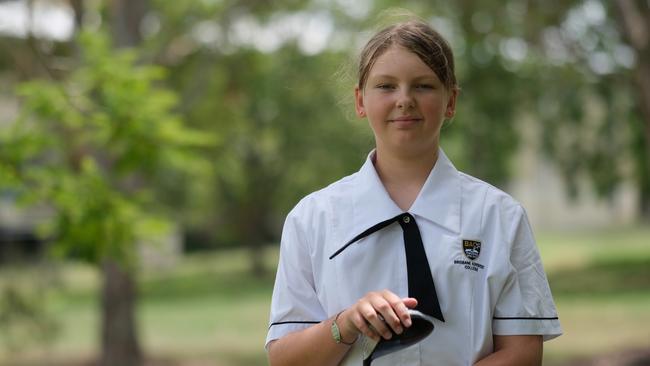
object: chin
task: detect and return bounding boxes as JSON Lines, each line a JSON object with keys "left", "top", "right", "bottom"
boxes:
{"left": 390, "top": 142, "right": 437, "bottom": 158}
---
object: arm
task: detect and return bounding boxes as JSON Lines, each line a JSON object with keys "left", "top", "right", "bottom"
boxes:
{"left": 478, "top": 205, "right": 559, "bottom": 365}
{"left": 267, "top": 291, "right": 417, "bottom": 366}
{"left": 474, "top": 335, "right": 542, "bottom": 366}
{"left": 267, "top": 313, "right": 352, "bottom": 366}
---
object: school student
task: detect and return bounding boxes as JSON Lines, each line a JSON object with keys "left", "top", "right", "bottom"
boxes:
{"left": 266, "top": 18, "right": 562, "bottom": 366}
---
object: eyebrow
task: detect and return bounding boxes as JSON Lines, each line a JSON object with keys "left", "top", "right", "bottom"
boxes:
{"left": 369, "top": 74, "right": 438, "bottom": 81}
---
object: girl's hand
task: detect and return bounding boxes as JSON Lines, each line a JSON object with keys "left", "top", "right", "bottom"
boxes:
{"left": 338, "top": 290, "right": 418, "bottom": 342}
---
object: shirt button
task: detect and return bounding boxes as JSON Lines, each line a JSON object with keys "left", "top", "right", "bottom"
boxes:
{"left": 403, "top": 215, "right": 411, "bottom": 223}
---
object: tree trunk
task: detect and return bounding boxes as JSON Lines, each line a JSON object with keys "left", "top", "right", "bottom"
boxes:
{"left": 109, "top": 0, "right": 149, "bottom": 47}
{"left": 240, "top": 150, "right": 273, "bottom": 278}
{"left": 100, "top": 260, "right": 142, "bottom": 366}
{"left": 96, "top": 2, "right": 148, "bottom": 365}
{"left": 241, "top": 192, "right": 268, "bottom": 278}
{"left": 69, "top": 0, "right": 84, "bottom": 30}
{"left": 613, "top": 0, "right": 650, "bottom": 219}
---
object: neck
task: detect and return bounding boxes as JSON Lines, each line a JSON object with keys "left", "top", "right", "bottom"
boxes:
{"left": 373, "top": 146, "right": 439, "bottom": 211}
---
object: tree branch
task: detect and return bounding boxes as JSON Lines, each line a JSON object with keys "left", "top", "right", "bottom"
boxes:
{"left": 614, "top": 0, "right": 648, "bottom": 51}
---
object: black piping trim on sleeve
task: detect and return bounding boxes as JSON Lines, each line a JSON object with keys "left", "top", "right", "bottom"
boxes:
{"left": 493, "top": 316, "right": 559, "bottom": 320}
{"left": 269, "top": 320, "right": 320, "bottom": 329}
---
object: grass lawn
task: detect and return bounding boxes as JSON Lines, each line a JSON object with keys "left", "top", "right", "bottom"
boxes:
{"left": 1, "top": 226, "right": 649, "bottom": 365}
{"left": 537, "top": 227, "right": 650, "bottom": 365}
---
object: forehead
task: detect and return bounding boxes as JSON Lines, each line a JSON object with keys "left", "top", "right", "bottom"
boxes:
{"left": 368, "top": 46, "right": 438, "bottom": 79}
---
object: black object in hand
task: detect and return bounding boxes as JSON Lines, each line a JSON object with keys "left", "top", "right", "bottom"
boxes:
{"left": 362, "top": 309, "right": 435, "bottom": 365}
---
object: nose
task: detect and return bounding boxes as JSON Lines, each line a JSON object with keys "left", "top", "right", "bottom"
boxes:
{"left": 396, "top": 88, "right": 415, "bottom": 110}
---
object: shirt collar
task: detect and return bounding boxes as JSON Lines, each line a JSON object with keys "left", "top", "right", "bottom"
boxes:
{"left": 409, "top": 148, "right": 461, "bottom": 234}
{"left": 349, "top": 148, "right": 461, "bottom": 243}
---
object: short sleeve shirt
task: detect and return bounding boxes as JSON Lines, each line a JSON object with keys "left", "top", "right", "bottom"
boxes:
{"left": 266, "top": 149, "right": 562, "bottom": 365}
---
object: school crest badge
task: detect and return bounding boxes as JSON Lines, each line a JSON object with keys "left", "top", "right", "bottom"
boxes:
{"left": 462, "top": 240, "right": 481, "bottom": 260}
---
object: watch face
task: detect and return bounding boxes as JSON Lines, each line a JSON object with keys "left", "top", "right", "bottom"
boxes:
{"left": 331, "top": 320, "right": 341, "bottom": 342}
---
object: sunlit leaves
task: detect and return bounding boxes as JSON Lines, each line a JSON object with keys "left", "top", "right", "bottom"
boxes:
{"left": 0, "top": 29, "right": 212, "bottom": 266}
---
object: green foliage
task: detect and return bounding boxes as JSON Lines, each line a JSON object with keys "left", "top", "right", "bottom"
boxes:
{"left": 0, "top": 29, "right": 212, "bottom": 266}
{"left": 162, "top": 33, "right": 369, "bottom": 246}
{"left": 527, "top": 1, "right": 643, "bottom": 201}
{"left": 216, "top": 47, "right": 366, "bottom": 245}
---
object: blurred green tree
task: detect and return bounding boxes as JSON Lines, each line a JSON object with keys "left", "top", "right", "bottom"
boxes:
{"left": 0, "top": 29, "right": 210, "bottom": 365}
{"left": 181, "top": 47, "right": 367, "bottom": 275}
{"left": 518, "top": 0, "right": 650, "bottom": 218}
{"left": 140, "top": 0, "right": 369, "bottom": 274}
{"left": 607, "top": 1, "right": 649, "bottom": 217}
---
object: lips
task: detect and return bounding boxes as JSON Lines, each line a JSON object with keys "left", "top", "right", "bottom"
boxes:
{"left": 389, "top": 116, "right": 422, "bottom": 122}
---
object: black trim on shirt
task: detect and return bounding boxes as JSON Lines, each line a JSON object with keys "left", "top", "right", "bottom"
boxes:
{"left": 329, "top": 216, "right": 401, "bottom": 259}
{"left": 493, "top": 316, "right": 559, "bottom": 320}
{"left": 269, "top": 320, "right": 320, "bottom": 329}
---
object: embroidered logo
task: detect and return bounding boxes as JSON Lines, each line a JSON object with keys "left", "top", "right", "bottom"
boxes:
{"left": 462, "top": 239, "right": 481, "bottom": 260}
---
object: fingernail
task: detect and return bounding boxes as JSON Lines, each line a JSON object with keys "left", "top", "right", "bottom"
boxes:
{"left": 396, "top": 326, "right": 403, "bottom": 334}
{"left": 405, "top": 318, "right": 412, "bottom": 327}
{"left": 384, "top": 332, "right": 392, "bottom": 340}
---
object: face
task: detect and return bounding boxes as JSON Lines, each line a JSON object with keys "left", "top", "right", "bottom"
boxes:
{"left": 355, "top": 46, "right": 457, "bottom": 158}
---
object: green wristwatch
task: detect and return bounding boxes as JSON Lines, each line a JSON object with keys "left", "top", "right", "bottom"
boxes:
{"left": 331, "top": 311, "right": 356, "bottom": 345}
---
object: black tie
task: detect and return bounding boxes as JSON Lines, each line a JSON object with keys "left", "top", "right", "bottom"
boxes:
{"left": 329, "top": 213, "right": 444, "bottom": 322}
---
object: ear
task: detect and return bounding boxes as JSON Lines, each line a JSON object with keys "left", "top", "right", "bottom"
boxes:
{"left": 355, "top": 86, "right": 366, "bottom": 118}
{"left": 445, "top": 88, "right": 458, "bottom": 119}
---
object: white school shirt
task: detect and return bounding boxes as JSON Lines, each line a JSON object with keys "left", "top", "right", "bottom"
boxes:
{"left": 266, "top": 148, "right": 562, "bottom": 365}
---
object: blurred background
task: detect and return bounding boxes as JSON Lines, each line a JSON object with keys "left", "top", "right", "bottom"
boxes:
{"left": 0, "top": 0, "right": 649, "bottom": 365}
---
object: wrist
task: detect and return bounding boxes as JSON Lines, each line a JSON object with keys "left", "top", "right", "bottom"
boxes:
{"left": 331, "top": 310, "right": 358, "bottom": 345}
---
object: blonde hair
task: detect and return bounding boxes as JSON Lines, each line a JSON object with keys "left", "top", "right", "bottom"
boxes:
{"left": 357, "top": 19, "right": 457, "bottom": 91}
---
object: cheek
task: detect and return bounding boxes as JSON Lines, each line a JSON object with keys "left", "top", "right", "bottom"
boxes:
{"left": 420, "top": 97, "right": 447, "bottom": 116}
{"left": 367, "top": 116, "right": 383, "bottom": 132}
{"left": 364, "top": 95, "right": 391, "bottom": 115}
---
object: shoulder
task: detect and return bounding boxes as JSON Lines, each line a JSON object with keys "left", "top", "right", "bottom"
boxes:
{"left": 458, "top": 171, "right": 525, "bottom": 225}
{"left": 285, "top": 171, "right": 359, "bottom": 225}
{"left": 457, "top": 172, "right": 536, "bottom": 259}
{"left": 280, "top": 171, "right": 360, "bottom": 255}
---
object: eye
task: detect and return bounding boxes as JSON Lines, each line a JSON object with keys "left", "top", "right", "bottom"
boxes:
{"left": 375, "top": 83, "right": 396, "bottom": 90}
{"left": 415, "top": 84, "right": 434, "bottom": 90}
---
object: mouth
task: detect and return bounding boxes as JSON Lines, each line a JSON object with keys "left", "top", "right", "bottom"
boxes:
{"left": 388, "top": 116, "right": 422, "bottom": 123}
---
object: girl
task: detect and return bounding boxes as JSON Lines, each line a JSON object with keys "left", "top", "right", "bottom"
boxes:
{"left": 266, "top": 19, "right": 561, "bottom": 366}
